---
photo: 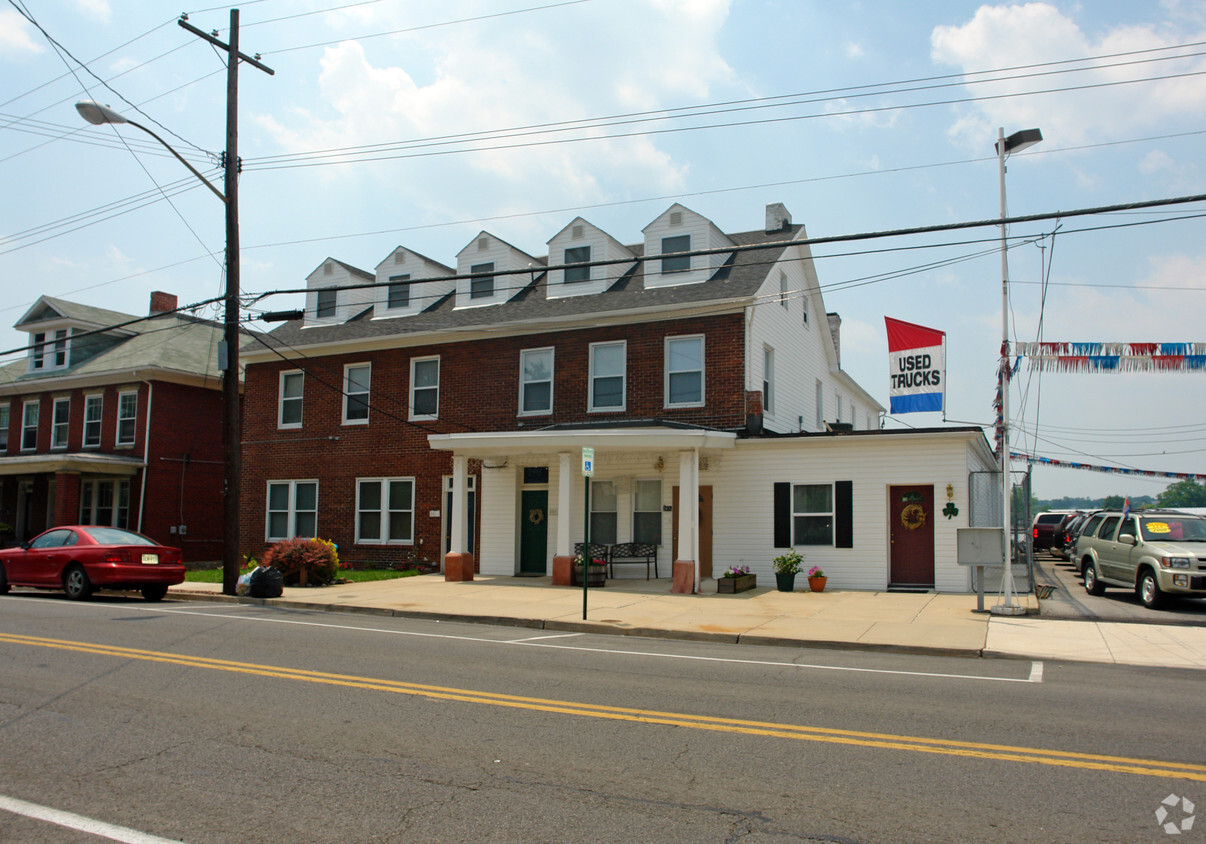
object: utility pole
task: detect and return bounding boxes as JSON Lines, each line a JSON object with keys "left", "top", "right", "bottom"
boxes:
{"left": 178, "top": 10, "right": 274, "bottom": 595}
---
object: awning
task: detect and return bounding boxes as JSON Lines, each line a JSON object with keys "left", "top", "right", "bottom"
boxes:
{"left": 0, "top": 452, "right": 144, "bottom": 477}
{"left": 428, "top": 426, "right": 737, "bottom": 457}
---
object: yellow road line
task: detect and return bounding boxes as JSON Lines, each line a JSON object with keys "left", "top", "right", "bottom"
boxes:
{"left": 4, "top": 632, "right": 1203, "bottom": 782}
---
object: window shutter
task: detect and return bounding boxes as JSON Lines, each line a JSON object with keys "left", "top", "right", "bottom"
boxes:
{"left": 773, "top": 482, "right": 791, "bottom": 548}
{"left": 835, "top": 480, "right": 853, "bottom": 548}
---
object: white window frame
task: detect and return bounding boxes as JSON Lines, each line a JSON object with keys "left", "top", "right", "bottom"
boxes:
{"left": 0, "top": 403, "right": 9, "bottom": 451}
{"left": 21, "top": 400, "right": 38, "bottom": 451}
{"left": 564, "top": 246, "right": 591, "bottom": 283}
{"left": 779, "top": 271, "right": 789, "bottom": 308}
{"left": 632, "top": 479, "right": 662, "bottom": 545}
{"left": 763, "top": 346, "right": 775, "bottom": 416}
{"left": 661, "top": 234, "right": 691, "bottom": 274}
{"left": 589, "top": 341, "right": 626, "bottom": 412}
{"left": 29, "top": 328, "right": 69, "bottom": 373}
{"left": 792, "top": 483, "right": 834, "bottom": 546}
{"left": 83, "top": 394, "right": 102, "bottom": 448}
{"left": 589, "top": 480, "right": 618, "bottom": 545}
{"left": 343, "top": 363, "right": 370, "bottom": 425}
{"left": 815, "top": 379, "right": 823, "bottom": 429}
{"left": 116, "top": 390, "right": 138, "bottom": 446}
{"left": 470, "top": 262, "right": 495, "bottom": 299}
{"left": 265, "top": 480, "right": 318, "bottom": 541}
{"left": 51, "top": 397, "right": 70, "bottom": 450}
{"left": 519, "top": 347, "right": 554, "bottom": 416}
{"left": 410, "top": 356, "right": 440, "bottom": 421}
{"left": 315, "top": 287, "right": 337, "bottom": 318}
{"left": 665, "top": 335, "right": 704, "bottom": 408}
{"left": 79, "top": 478, "right": 130, "bottom": 528}
{"left": 387, "top": 274, "right": 411, "bottom": 310}
{"left": 355, "top": 477, "right": 416, "bottom": 545}
{"left": 278, "top": 370, "right": 304, "bottom": 429}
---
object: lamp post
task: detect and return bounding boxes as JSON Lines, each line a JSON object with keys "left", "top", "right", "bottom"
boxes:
{"left": 991, "top": 127, "right": 1042, "bottom": 617}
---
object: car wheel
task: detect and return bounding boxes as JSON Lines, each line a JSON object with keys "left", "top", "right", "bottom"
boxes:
{"left": 1083, "top": 561, "right": 1105, "bottom": 596}
{"left": 1138, "top": 569, "right": 1163, "bottom": 609}
{"left": 141, "top": 584, "right": 168, "bottom": 602}
{"left": 63, "top": 565, "right": 93, "bottom": 601}
{"left": 0, "top": 562, "right": 9, "bottom": 594}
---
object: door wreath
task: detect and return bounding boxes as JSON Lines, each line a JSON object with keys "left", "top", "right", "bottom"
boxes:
{"left": 900, "top": 503, "right": 927, "bottom": 530}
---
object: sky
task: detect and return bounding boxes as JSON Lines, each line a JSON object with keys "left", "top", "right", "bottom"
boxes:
{"left": 2, "top": 0, "right": 1205, "bottom": 503}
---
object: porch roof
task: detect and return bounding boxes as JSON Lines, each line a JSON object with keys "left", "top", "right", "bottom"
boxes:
{"left": 0, "top": 452, "right": 144, "bottom": 477}
{"left": 428, "top": 426, "right": 737, "bottom": 457}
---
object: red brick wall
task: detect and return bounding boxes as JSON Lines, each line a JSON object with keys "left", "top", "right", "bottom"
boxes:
{"left": 240, "top": 313, "right": 746, "bottom": 564}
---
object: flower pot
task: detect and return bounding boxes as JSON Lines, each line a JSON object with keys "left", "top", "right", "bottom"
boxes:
{"left": 718, "top": 574, "right": 756, "bottom": 593}
{"left": 572, "top": 567, "right": 606, "bottom": 587}
{"left": 775, "top": 572, "right": 797, "bottom": 592}
{"left": 808, "top": 576, "right": 827, "bottom": 592}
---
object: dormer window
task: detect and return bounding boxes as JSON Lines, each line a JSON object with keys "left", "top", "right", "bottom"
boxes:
{"left": 29, "top": 328, "right": 69, "bottom": 372}
{"left": 661, "top": 235, "right": 691, "bottom": 273}
{"left": 387, "top": 275, "right": 411, "bottom": 309}
{"left": 564, "top": 246, "right": 590, "bottom": 283}
{"left": 470, "top": 263, "right": 494, "bottom": 299}
{"left": 316, "top": 288, "right": 337, "bottom": 318}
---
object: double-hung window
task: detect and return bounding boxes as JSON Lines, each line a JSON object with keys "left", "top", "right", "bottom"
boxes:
{"left": 21, "top": 400, "right": 38, "bottom": 451}
{"left": 589, "top": 480, "right": 617, "bottom": 545}
{"left": 387, "top": 274, "right": 411, "bottom": 309}
{"left": 661, "top": 234, "right": 690, "bottom": 273}
{"left": 51, "top": 397, "right": 70, "bottom": 450}
{"left": 519, "top": 348, "right": 553, "bottom": 415}
{"left": 0, "top": 404, "right": 9, "bottom": 451}
{"left": 80, "top": 479, "right": 130, "bottom": 528}
{"left": 279, "top": 371, "right": 304, "bottom": 428}
{"left": 633, "top": 479, "right": 662, "bottom": 544}
{"left": 470, "top": 262, "right": 494, "bottom": 299}
{"left": 410, "top": 357, "right": 440, "bottom": 420}
{"left": 763, "top": 346, "right": 775, "bottom": 415}
{"left": 793, "top": 484, "right": 833, "bottom": 545}
{"left": 266, "top": 480, "right": 318, "bottom": 540}
{"left": 779, "top": 271, "right": 789, "bottom": 308}
{"left": 665, "top": 336, "right": 704, "bottom": 407}
{"left": 343, "top": 364, "right": 370, "bottom": 424}
{"left": 564, "top": 246, "right": 591, "bottom": 283}
{"left": 316, "top": 288, "right": 337, "bottom": 318}
{"left": 356, "top": 477, "right": 415, "bottom": 544}
{"left": 116, "top": 391, "right": 138, "bottom": 445}
{"left": 589, "top": 341, "right": 625, "bottom": 411}
{"left": 83, "top": 395, "right": 102, "bottom": 447}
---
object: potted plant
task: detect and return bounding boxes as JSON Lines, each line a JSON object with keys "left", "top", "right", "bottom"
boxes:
{"left": 772, "top": 549, "right": 803, "bottom": 592}
{"left": 807, "top": 565, "right": 827, "bottom": 592}
{"left": 572, "top": 553, "right": 607, "bottom": 587}
{"left": 717, "top": 564, "right": 756, "bottom": 593}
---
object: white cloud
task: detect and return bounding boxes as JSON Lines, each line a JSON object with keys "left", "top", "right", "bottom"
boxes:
{"left": 931, "top": 3, "right": 1206, "bottom": 147}
{"left": 74, "top": 0, "right": 110, "bottom": 22}
{"left": 0, "top": 9, "right": 43, "bottom": 57}
{"left": 1140, "top": 149, "right": 1175, "bottom": 174}
{"left": 844, "top": 41, "right": 865, "bottom": 59}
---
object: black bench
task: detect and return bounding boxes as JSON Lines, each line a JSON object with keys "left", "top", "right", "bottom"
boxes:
{"left": 607, "top": 542, "right": 658, "bottom": 580}
{"left": 573, "top": 543, "right": 610, "bottom": 566}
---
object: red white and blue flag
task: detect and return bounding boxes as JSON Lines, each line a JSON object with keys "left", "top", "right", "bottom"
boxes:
{"left": 886, "top": 317, "right": 946, "bottom": 414}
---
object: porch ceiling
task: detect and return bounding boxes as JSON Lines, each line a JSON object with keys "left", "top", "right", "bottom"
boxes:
{"left": 428, "top": 427, "right": 736, "bottom": 457}
{"left": 0, "top": 452, "right": 144, "bottom": 476}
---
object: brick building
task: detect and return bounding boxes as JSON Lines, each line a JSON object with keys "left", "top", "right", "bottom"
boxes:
{"left": 0, "top": 293, "right": 231, "bottom": 561}
{"left": 242, "top": 202, "right": 998, "bottom": 592}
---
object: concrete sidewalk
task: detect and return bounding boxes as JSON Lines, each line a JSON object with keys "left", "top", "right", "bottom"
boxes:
{"left": 168, "top": 575, "right": 1206, "bottom": 670}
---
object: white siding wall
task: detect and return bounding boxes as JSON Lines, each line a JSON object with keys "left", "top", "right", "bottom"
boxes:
{"left": 712, "top": 435, "right": 987, "bottom": 591}
{"left": 454, "top": 237, "right": 538, "bottom": 309}
{"left": 479, "top": 465, "right": 517, "bottom": 575}
{"left": 546, "top": 222, "right": 635, "bottom": 299}
{"left": 305, "top": 261, "right": 375, "bottom": 327}
{"left": 643, "top": 205, "right": 733, "bottom": 289}
{"left": 373, "top": 249, "right": 454, "bottom": 319}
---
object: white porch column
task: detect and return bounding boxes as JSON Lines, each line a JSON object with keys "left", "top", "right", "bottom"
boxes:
{"left": 672, "top": 448, "right": 699, "bottom": 593}
{"left": 552, "top": 451, "right": 576, "bottom": 585}
{"left": 444, "top": 454, "right": 474, "bottom": 581}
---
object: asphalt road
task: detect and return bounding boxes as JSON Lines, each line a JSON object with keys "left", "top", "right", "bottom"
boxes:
{"left": 1, "top": 593, "right": 1203, "bottom": 843}
{"left": 1033, "top": 551, "right": 1206, "bottom": 624}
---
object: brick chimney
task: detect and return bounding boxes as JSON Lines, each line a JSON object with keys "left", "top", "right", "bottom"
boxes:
{"left": 149, "top": 291, "right": 178, "bottom": 314}
{"left": 765, "top": 202, "right": 792, "bottom": 233}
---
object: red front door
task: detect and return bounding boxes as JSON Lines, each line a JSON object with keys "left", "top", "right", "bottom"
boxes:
{"left": 889, "top": 485, "right": 934, "bottom": 587}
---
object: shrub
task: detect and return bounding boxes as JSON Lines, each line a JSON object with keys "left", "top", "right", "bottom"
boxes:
{"left": 261, "top": 538, "right": 340, "bottom": 586}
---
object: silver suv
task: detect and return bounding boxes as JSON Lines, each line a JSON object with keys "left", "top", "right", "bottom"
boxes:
{"left": 1076, "top": 510, "right": 1206, "bottom": 608}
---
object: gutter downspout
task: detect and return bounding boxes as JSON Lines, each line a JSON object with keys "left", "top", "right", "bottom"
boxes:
{"left": 743, "top": 305, "right": 754, "bottom": 398}
{"left": 137, "top": 380, "right": 153, "bottom": 534}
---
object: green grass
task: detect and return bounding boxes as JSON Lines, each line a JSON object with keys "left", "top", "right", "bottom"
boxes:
{"left": 184, "top": 567, "right": 422, "bottom": 584}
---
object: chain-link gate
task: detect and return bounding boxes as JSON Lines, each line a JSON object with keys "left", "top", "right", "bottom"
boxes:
{"left": 968, "top": 469, "right": 1033, "bottom": 594}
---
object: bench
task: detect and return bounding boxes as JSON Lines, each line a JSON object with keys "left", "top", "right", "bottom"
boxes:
{"left": 607, "top": 542, "right": 658, "bottom": 580}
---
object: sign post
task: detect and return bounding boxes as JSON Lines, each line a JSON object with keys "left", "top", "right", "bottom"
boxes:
{"left": 581, "top": 447, "right": 594, "bottom": 620}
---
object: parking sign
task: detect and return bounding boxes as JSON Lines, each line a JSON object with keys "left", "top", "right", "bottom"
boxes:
{"left": 582, "top": 447, "right": 594, "bottom": 477}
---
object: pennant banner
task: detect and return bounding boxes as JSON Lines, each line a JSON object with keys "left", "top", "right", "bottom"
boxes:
{"left": 1016, "top": 342, "right": 1206, "bottom": 373}
{"left": 1011, "top": 451, "right": 1206, "bottom": 482}
{"left": 886, "top": 317, "right": 945, "bottom": 413}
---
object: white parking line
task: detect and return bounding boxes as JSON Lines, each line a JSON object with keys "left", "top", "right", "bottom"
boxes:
{"left": 0, "top": 794, "right": 183, "bottom": 843}
{"left": 506, "top": 632, "right": 585, "bottom": 643}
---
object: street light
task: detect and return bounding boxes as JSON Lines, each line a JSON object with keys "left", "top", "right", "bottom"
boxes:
{"left": 75, "top": 97, "right": 243, "bottom": 596}
{"left": 992, "top": 127, "right": 1042, "bottom": 617}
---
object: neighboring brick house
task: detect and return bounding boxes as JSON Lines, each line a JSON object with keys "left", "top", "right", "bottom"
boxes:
{"left": 0, "top": 293, "right": 231, "bottom": 561}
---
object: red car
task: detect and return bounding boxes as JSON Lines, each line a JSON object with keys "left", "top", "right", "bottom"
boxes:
{"left": 0, "top": 526, "right": 185, "bottom": 602}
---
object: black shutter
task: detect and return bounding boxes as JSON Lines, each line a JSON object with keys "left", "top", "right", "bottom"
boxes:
{"left": 774, "top": 482, "right": 791, "bottom": 548}
{"left": 835, "top": 480, "right": 853, "bottom": 548}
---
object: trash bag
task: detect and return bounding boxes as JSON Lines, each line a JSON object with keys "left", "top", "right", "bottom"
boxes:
{"left": 248, "top": 565, "right": 283, "bottom": 599}
{"left": 236, "top": 573, "right": 252, "bottom": 596}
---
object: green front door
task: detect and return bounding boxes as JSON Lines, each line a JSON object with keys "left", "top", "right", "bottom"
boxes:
{"left": 519, "top": 490, "right": 548, "bottom": 575}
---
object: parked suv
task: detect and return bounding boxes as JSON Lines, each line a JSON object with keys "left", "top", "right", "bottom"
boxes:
{"left": 1031, "top": 511, "right": 1074, "bottom": 553}
{"left": 1075, "top": 509, "right": 1206, "bottom": 608}
{"left": 1052, "top": 511, "right": 1094, "bottom": 561}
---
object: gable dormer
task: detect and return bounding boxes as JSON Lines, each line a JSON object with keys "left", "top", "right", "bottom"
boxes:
{"left": 454, "top": 233, "right": 540, "bottom": 309}
{"left": 304, "top": 259, "right": 375, "bottom": 327}
{"left": 641, "top": 203, "right": 734, "bottom": 289}
{"left": 372, "top": 247, "right": 455, "bottom": 319}
{"left": 16, "top": 295, "right": 136, "bottom": 374}
{"left": 545, "top": 218, "right": 636, "bottom": 300}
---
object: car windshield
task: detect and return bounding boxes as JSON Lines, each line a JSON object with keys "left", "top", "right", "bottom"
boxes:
{"left": 1139, "top": 518, "right": 1206, "bottom": 542}
{"left": 82, "top": 527, "right": 157, "bottom": 546}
